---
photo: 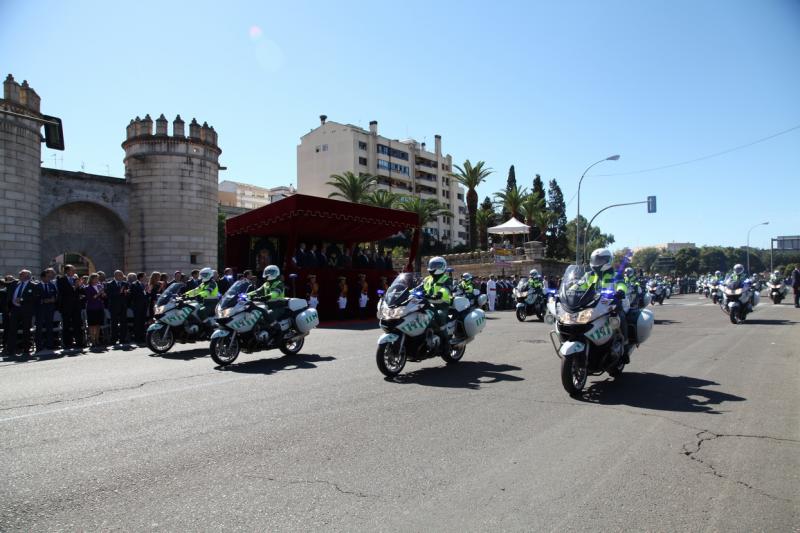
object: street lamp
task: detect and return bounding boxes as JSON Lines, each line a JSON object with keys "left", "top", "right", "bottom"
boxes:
{"left": 746, "top": 221, "right": 769, "bottom": 274}
{"left": 576, "top": 154, "right": 620, "bottom": 265}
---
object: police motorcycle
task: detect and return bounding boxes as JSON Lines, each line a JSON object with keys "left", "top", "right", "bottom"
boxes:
{"left": 375, "top": 272, "right": 486, "bottom": 377}
{"left": 766, "top": 272, "right": 787, "bottom": 304}
{"left": 452, "top": 273, "right": 488, "bottom": 312}
{"left": 513, "top": 277, "right": 547, "bottom": 322}
{"left": 209, "top": 279, "right": 319, "bottom": 366}
{"left": 146, "top": 282, "right": 217, "bottom": 355}
{"left": 721, "top": 266, "right": 759, "bottom": 324}
{"left": 543, "top": 287, "right": 559, "bottom": 325}
{"left": 549, "top": 263, "right": 654, "bottom": 396}
{"left": 647, "top": 279, "right": 666, "bottom": 305}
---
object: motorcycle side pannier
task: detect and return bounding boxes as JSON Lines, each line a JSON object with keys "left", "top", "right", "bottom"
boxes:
{"left": 464, "top": 309, "right": 487, "bottom": 338}
{"left": 296, "top": 308, "right": 320, "bottom": 333}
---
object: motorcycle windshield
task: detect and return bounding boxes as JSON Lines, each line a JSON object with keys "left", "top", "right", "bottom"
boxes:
{"left": 724, "top": 274, "right": 742, "bottom": 290}
{"left": 156, "top": 282, "right": 185, "bottom": 306}
{"left": 558, "top": 265, "right": 598, "bottom": 312}
{"left": 516, "top": 279, "right": 528, "bottom": 291}
{"left": 384, "top": 273, "right": 417, "bottom": 306}
{"left": 219, "top": 280, "right": 252, "bottom": 310}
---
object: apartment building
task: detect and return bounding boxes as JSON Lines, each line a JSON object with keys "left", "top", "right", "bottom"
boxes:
{"left": 218, "top": 180, "right": 296, "bottom": 210}
{"left": 297, "top": 116, "right": 468, "bottom": 246}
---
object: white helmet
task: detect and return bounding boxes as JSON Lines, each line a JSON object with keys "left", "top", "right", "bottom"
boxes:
{"left": 715, "top": 270, "right": 721, "bottom": 277}
{"left": 199, "top": 267, "right": 213, "bottom": 282}
{"left": 733, "top": 264, "right": 744, "bottom": 275}
{"left": 624, "top": 267, "right": 634, "bottom": 278}
{"left": 462, "top": 272, "right": 473, "bottom": 281}
{"left": 263, "top": 265, "right": 280, "bottom": 281}
{"left": 774, "top": 270, "right": 780, "bottom": 276}
{"left": 427, "top": 256, "right": 447, "bottom": 276}
{"left": 529, "top": 269, "right": 540, "bottom": 278}
{"left": 589, "top": 248, "right": 613, "bottom": 274}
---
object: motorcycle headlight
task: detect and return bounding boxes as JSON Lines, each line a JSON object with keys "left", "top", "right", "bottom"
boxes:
{"left": 154, "top": 305, "right": 166, "bottom": 315}
{"left": 733, "top": 288, "right": 743, "bottom": 295}
{"left": 381, "top": 306, "right": 408, "bottom": 320}
{"left": 218, "top": 306, "right": 235, "bottom": 318}
{"left": 558, "top": 308, "right": 594, "bottom": 324}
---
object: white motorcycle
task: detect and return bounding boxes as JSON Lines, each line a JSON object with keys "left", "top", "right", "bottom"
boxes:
{"left": 721, "top": 275, "right": 759, "bottom": 324}
{"left": 375, "top": 273, "right": 486, "bottom": 377}
{"left": 209, "top": 280, "right": 319, "bottom": 366}
{"left": 766, "top": 278, "right": 788, "bottom": 304}
{"left": 648, "top": 280, "right": 665, "bottom": 305}
{"left": 549, "top": 265, "right": 654, "bottom": 396}
{"left": 146, "top": 282, "right": 217, "bottom": 354}
{"left": 513, "top": 278, "right": 546, "bottom": 322}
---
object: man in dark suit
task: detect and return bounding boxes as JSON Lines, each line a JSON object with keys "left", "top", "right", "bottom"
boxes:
{"left": 129, "top": 272, "right": 149, "bottom": 344}
{"left": 4, "top": 270, "right": 39, "bottom": 356}
{"left": 57, "top": 264, "right": 82, "bottom": 348}
{"left": 35, "top": 268, "right": 58, "bottom": 352}
{"left": 218, "top": 268, "right": 234, "bottom": 294}
{"left": 185, "top": 270, "right": 201, "bottom": 291}
{"left": 105, "top": 270, "right": 129, "bottom": 344}
{"left": 1, "top": 274, "right": 16, "bottom": 351}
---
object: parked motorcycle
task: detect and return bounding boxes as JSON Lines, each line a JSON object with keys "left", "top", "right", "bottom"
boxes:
{"left": 513, "top": 278, "right": 546, "bottom": 322}
{"left": 146, "top": 282, "right": 217, "bottom": 355}
{"left": 209, "top": 280, "right": 319, "bottom": 366}
{"left": 549, "top": 265, "right": 654, "bottom": 396}
{"left": 721, "top": 275, "right": 759, "bottom": 324}
{"left": 375, "top": 273, "right": 486, "bottom": 377}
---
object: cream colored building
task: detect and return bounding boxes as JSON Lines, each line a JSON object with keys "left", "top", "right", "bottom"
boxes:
{"left": 297, "top": 116, "right": 468, "bottom": 246}
{"left": 218, "top": 180, "right": 296, "bottom": 210}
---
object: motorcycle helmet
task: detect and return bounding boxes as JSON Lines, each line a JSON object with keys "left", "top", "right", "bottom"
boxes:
{"left": 529, "top": 269, "right": 540, "bottom": 278}
{"left": 427, "top": 256, "right": 447, "bottom": 277}
{"left": 199, "top": 267, "right": 213, "bottom": 282}
{"left": 774, "top": 270, "right": 781, "bottom": 276}
{"left": 624, "top": 267, "right": 634, "bottom": 278}
{"left": 733, "top": 264, "right": 744, "bottom": 275}
{"left": 589, "top": 248, "right": 613, "bottom": 275}
{"left": 263, "top": 265, "right": 280, "bottom": 281}
{"left": 462, "top": 273, "right": 473, "bottom": 281}
{"left": 715, "top": 270, "right": 721, "bottom": 277}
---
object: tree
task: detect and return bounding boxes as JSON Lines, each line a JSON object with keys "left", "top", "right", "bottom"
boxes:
{"left": 631, "top": 247, "right": 661, "bottom": 273}
{"left": 545, "top": 179, "right": 569, "bottom": 260}
{"left": 566, "top": 215, "right": 615, "bottom": 258}
{"left": 613, "top": 247, "right": 634, "bottom": 268}
{"left": 530, "top": 209, "right": 556, "bottom": 245}
{"left": 698, "top": 247, "right": 728, "bottom": 274}
{"left": 674, "top": 247, "right": 700, "bottom": 275}
{"left": 530, "top": 174, "right": 546, "bottom": 240}
{"left": 502, "top": 165, "right": 517, "bottom": 220}
{"left": 475, "top": 208, "right": 494, "bottom": 250}
{"left": 532, "top": 174, "right": 545, "bottom": 202}
{"left": 326, "top": 171, "right": 377, "bottom": 203}
{"left": 452, "top": 160, "right": 493, "bottom": 250}
{"left": 398, "top": 196, "right": 453, "bottom": 273}
{"left": 364, "top": 189, "right": 403, "bottom": 209}
{"left": 481, "top": 196, "right": 494, "bottom": 212}
{"left": 494, "top": 184, "right": 528, "bottom": 221}
{"left": 520, "top": 193, "right": 545, "bottom": 241}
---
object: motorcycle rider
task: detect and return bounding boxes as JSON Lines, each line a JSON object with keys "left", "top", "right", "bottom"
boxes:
{"left": 623, "top": 267, "right": 643, "bottom": 308}
{"left": 729, "top": 263, "right": 747, "bottom": 284}
{"left": 246, "top": 265, "right": 287, "bottom": 334}
{"left": 527, "top": 269, "right": 544, "bottom": 292}
{"left": 182, "top": 267, "right": 219, "bottom": 321}
{"left": 459, "top": 273, "right": 476, "bottom": 306}
{"left": 574, "top": 248, "right": 631, "bottom": 351}
{"left": 422, "top": 257, "right": 453, "bottom": 354}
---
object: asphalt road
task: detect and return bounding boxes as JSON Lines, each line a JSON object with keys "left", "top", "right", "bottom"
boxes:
{"left": 1, "top": 294, "right": 798, "bottom": 532}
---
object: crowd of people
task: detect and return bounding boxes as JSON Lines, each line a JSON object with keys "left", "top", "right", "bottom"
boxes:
{"left": 291, "top": 243, "right": 394, "bottom": 271}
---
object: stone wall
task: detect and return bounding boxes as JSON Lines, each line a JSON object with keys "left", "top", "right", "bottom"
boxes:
{"left": 0, "top": 75, "right": 42, "bottom": 275}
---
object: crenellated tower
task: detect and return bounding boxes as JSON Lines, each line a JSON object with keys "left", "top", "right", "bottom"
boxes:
{"left": 123, "top": 114, "right": 221, "bottom": 274}
{"left": 0, "top": 75, "right": 43, "bottom": 274}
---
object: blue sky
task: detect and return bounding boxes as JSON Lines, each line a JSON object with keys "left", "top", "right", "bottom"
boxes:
{"left": 3, "top": 0, "right": 798, "bottom": 249}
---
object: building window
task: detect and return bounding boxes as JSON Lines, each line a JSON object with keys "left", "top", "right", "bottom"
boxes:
{"left": 441, "top": 190, "right": 447, "bottom": 197}
{"left": 378, "top": 159, "right": 409, "bottom": 175}
{"left": 457, "top": 193, "right": 464, "bottom": 201}
{"left": 322, "top": 144, "right": 328, "bottom": 152}
{"left": 190, "top": 253, "right": 199, "bottom": 265}
{"left": 358, "top": 156, "right": 368, "bottom": 166}
{"left": 377, "top": 144, "right": 409, "bottom": 161}
{"left": 358, "top": 141, "right": 367, "bottom": 150}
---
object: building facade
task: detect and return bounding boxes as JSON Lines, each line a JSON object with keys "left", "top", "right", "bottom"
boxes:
{"left": 297, "top": 116, "right": 468, "bottom": 246}
{"left": 218, "top": 180, "right": 296, "bottom": 210}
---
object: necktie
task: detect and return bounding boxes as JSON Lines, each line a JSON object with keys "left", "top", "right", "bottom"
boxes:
{"left": 14, "top": 282, "right": 25, "bottom": 305}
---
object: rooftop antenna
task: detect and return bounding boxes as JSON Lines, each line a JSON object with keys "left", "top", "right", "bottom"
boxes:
{"left": 106, "top": 164, "right": 110, "bottom": 176}
{"left": 81, "top": 161, "right": 85, "bottom": 171}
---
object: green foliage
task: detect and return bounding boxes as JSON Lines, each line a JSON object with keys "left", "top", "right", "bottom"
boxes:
{"left": 520, "top": 193, "right": 546, "bottom": 241}
{"left": 398, "top": 196, "right": 453, "bottom": 272}
{"left": 566, "top": 215, "right": 615, "bottom": 259}
{"left": 475, "top": 208, "right": 495, "bottom": 250}
{"left": 631, "top": 247, "right": 661, "bottom": 272}
{"left": 532, "top": 174, "right": 545, "bottom": 203}
{"left": 674, "top": 247, "right": 700, "bottom": 275}
{"left": 545, "top": 179, "right": 569, "bottom": 259}
{"left": 785, "top": 264, "right": 798, "bottom": 277}
{"left": 452, "top": 160, "right": 493, "bottom": 250}
{"left": 494, "top": 184, "right": 528, "bottom": 221}
{"left": 326, "top": 171, "right": 377, "bottom": 203}
{"left": 364, "top": 189, "right": 403, "bottom": 209}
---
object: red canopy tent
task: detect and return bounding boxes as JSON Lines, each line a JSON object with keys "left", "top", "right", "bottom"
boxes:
{"left": 225, "top": 194, "right": 421, "bottom": 320}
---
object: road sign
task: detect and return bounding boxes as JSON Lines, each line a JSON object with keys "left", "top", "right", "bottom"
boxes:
{"left": 647, "top": 196, "right": 657, "bottom": 213}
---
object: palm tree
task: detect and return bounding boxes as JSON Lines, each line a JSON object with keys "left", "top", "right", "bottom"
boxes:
{"left": 326, "top": 171, "right": 377, "bottom": 203}
{"left": 364, "top": 189, "right": 403, "bottom": 209}
{"left": 530, "top": 209, "right": 556, "bottom": 244}
{"left": 475, "top": 208, "right": 495, "bottom": 250}
{"left": 452, "top": 160, "right": 493, "bottom": 250}
{"left": 520, "top": 193, "right": 545, "bottom": 240}
{"left": 494, "top": 184, "right": 528, "bottom": 221}
{"left": 398, "top": 196, "right": 453, "bottom": 273}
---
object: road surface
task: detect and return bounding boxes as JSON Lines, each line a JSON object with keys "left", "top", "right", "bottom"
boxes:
{"left": 1, "top": 294, "right": 798, "bottom": 531}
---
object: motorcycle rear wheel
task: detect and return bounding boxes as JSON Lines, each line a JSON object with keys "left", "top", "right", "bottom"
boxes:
{"left": 210, "top": 335, "right": 240, "bottom": 366}
{"left": 279, "top": 337, "right": 304, "bottom": 356}
{"left": 772, "top": 295, "right": 780, "bottom": 305}
{"left": 560, "top": 355, "right": 587, "bottom": 396}
{"left": 146, "top": 326, "right": 174, "bottom": 355}
{"left": 441, "top": 343, "right": 466, "bottom": 364}
{"left": 515, "top": 307, "right": 527, "bottom": 322}
{"left": 376, "top": 342, "right": 406, "bottom": 377}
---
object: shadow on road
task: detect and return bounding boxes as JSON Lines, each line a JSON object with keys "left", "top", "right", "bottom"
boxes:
{"left": 744, "top": 319, "right": 797, "bottom": 326}
{"left": 158, "top": 347, "right": 210, "bottom": 360}
{"left": 654, "top": 319, "right": 681, "bottom": 325}
{"left": 390, "top": 361, "right": 524, "bottom": 390}
{"left": 579, "top": 372, "right": 746, "bottom": 414}
{"left": 215, "top": 353, "right": 336, "bottom": 375}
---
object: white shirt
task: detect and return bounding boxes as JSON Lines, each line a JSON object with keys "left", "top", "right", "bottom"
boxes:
{"left": 487, "top": 279, "right": 496, "bottom": 292}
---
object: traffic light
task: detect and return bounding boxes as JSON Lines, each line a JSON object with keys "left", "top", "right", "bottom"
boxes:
{"left": 647, "top": 196, "right": 657, "bottom": 213}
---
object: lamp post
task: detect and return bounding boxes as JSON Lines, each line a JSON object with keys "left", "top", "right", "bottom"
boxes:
{"left": 576, "top": 154, "right": 620, "bottom": 265}
{"left": 746, "top": 221, "right": 769, "bottom": 274}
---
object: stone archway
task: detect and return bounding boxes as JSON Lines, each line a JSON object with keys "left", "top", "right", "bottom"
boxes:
{"left": 41, "top": 202, "right": 127, "bottom": 274}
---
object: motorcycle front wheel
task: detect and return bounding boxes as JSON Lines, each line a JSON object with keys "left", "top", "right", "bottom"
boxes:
{"left": 772, "top": 295, "right": 780, "bottom": 305}
{"left": 210, "top": 334, "right": 240, "bottom": 366}
{"left": 376, "top": 341, "right": 406, "bottom": 377}
{"left": 560, "top": 355, "right": 587, "bottom": 396}
{"left": 146, "top": 326, "right": 175, "bottom": 355}
{"left": 515, "top": 307, "right": 527, "bottom": 322}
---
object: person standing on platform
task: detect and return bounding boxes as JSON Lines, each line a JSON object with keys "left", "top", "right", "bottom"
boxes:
{"left": 358, "top": 273, "right": 369, "bottom": 319}
{"left": 337, "top": 276, "right": 348, "bottom": 320}
{"left": 306, "top": 274, "right": 319, "bottom": 309}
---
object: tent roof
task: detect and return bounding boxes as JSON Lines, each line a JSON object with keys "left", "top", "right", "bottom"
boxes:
{"left": 225, "top": 194, "right": 420, "bottom": 242}
{"left": 487, "top": 217, "right": 531, "bottom": 235}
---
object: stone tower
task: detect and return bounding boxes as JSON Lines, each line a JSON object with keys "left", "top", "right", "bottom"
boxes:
{"left": 123, "top": 114, "right": 221, "bottom": 274}
{"left": 0, "top": 75, "right": 43, "bottom": 275}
